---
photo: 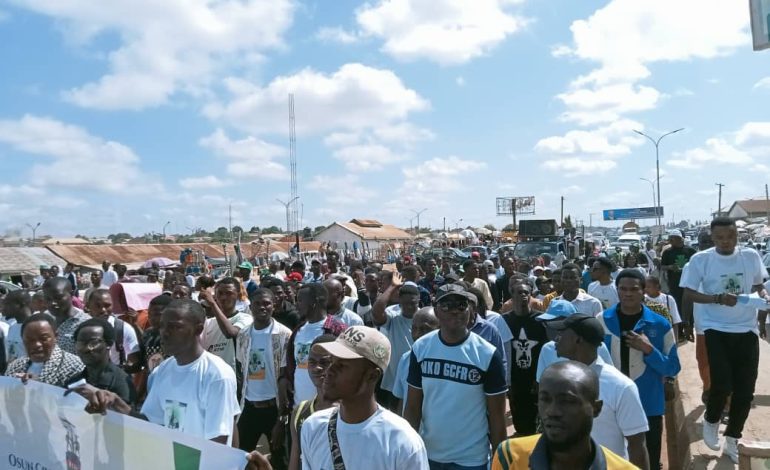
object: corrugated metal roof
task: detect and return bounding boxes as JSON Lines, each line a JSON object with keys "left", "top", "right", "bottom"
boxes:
{"left": 46, "top": 242, "right": 322, "bottom": 268}
{"left": 0, "top": 247, "right": 68, "bottom": 275}
{"left": 336, "top": 221, "right": 413, "bottom": 240}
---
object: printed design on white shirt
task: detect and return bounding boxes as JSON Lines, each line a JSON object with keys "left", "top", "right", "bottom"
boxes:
{"left": 164, "top": 400, "right": 188, "bottom": 430}
{"left": 720, "top": 273, "right": 744, "bottom": 294}
{"left": 420, "top": 358, "right": 483, "bottom": 385}
{"left": 295, "top": 342, "right": 311, "bottom": 369}
{"left": 513, "top": 328, "right": 539, "bottom": 370}
{"left": 248, "top": 348, "right": 267, "bottom": 380}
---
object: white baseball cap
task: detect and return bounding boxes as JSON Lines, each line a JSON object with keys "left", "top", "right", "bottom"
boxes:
{"left": 312, "top": 326, "right": 392, "bottom": 371}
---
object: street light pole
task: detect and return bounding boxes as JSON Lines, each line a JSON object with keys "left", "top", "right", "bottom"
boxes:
{"left": 162, "top": 221, "right": 170, "bottom": 242}
{"left": 412, "top": 208, "right": 428, "bottom": 236}
{"left": 25, "top": 222, "right": 40, "bottom": 246}
{"left": 639, "top": 178, "right": 657, "bottom": 210}
{"left": 633, "top": 128, "right": 684, "bottom": 228}
{"left": 277, "top": 197, "right": 300, "bottom": 234}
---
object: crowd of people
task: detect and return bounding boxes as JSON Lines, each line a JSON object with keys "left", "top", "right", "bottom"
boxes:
{"left": 0, "top": 217, "right": 766, "bottom": 469}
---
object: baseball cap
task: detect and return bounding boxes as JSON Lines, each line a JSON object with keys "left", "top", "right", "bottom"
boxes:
{"left": 443, "top": 272, "right": 460, "bottom": 283}
{"left": 533, "top": 266, "right": 545, "bottom": 273}
{"left": 669, "top": 229, "right": 683, "bottom": 238}
{"left": 471, "top": 251, "right": 480, "bottom": 259}
{"left": 313, "top": 326, "right": 391, "bottom": 371}
{"left": 483, "top": 260, "right": 494, "bottom": 267}
{"left": 237, "top": 261, "right": 253, "bottom": 271}
{"left": 536, "top": 299, "right": 578, "bottom": 321}
{"left": 435, "top": 283, "right": 478, "bottom": 305}
{"left": 548, "top": 313, "right": 605, "bottom": 346}
{"left": 287, "top": 272, "right": 303, "bottom": 282}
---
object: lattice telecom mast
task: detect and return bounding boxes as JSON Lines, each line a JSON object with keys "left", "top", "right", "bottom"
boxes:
{"left": 288, "top": 93, "right": 299, "bottom": 234}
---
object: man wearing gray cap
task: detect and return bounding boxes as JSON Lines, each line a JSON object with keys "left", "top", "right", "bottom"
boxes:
{"left": 300, "top": 325, "right": 428, "bottom": 469}
{"left": 405, "top": 284, "right": 508, "bottom": 469}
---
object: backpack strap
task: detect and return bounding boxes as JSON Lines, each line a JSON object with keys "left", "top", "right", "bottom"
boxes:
{"left": 114, "top": 318, "right": 126, "bottom": 366}
{"left": 327, "top": 408, "right": 346, "bottom": 470}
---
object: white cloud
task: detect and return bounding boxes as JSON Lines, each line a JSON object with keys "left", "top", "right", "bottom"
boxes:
{"left": 734, "top": 122, "right": 770, "bottom": 147}
{"left": 308, "top": 174, "right": 376, "bottom": 205}
{"left": 535, "top": 119, "right": 643, "bottom": 156}
{"left": 0, "top": 114, "right": 143, "bottom": 191}
{"left": 383, "top": 156, "right": 487, "bottom": 213}
{"left": 372, "top": 122, "right": 434, "bottom": 145}
{"left": 316, "top": 27, "right": 359, "bottom": 44}
{"left": 199, "top": 129, "right": 288, "bottom": 179}
{"left": 753, "top": 77, "right": 770, "bottom": 90}
{"left": 668, "top": 122, "right": 770, "bottom": 170}
{"left": 332, "top": 143, "right": 405, "bottom": 172}
{"left": 564, "top": 0, "right": 748, "bottom": 80}
{"left": 541, "top": 158, "right": 617, "bottom": 175}
{"left": 178, "top": 175, "right": 228, "bottom": 189}
{"left": 356, "top": 0, "right": 527, "bottom": 65}
{"left": 205, "top": 63, "right": 428, "bottom": 135}
{"left": 12, "top": 0, "right": 294, "bottom": 110}
{"left": 669, "top": 138, "right": 752, "bottom": 169}
{"left": 557, "top": 83, "right": 661, "bottom": 125}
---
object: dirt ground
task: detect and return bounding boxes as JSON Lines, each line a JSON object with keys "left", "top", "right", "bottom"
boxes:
{"left": 678, "top": 338, "right": 770, "bottom": 469}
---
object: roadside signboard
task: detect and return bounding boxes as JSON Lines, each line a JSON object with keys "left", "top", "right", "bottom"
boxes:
{"left": 603, "top": 207, "right": 664, "bottom": 221}
{"left": 496, "top": 196, "right": 536, "bottom": 216}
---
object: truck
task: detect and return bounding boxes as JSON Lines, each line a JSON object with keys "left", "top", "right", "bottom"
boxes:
{"left": 513, "top": 219, "right": 566, "bottom": 260}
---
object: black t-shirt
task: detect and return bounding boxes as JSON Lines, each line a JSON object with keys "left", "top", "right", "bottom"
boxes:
{"left": 618, "top": 309, "right": 643, "bottom": 376}
{"left": 661, "top": 246, "right": 696, "bottom": 287}
{"left": 503, "top": 311, "right": 548, "bottom": 396}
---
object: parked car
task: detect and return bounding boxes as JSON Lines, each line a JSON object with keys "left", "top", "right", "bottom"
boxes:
{"left": 0, "top": 281, "right": 22, "bottom": 292}
{"left": 416, "top": 247, "right": 469, "bottom": 265}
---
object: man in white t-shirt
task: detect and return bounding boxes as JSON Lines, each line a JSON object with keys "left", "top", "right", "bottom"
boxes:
{"left": 557, "top": 264, "right": 604, "bottom": 316}
{"left": 301, "top": 325, "right": 429, "bottom": 469}
{"left": 1, "top": 290, "right": 30, "bottom": 365}
{"left": 99, "top": 261, "right": 118, "bottom": 289}
{"left": 199, "top": 277, "right": 253, "bottom": 371}
{"left": 552, "top": 313, "right": 650, "bottom": 468}
{"left": 235, "top": 287, "right": 292, "bottom": 457}
{"left": 323, "top": 278, "right": 364, "bottom": 326}
{"left": 78, "top": 299, "right": 241, "bottom": 445}
{"left": 680, "top": 218, "right": 767, "bottom": 463}
{"left": 373, "top": 280, "right": 420, "bottom": 410}
{"left": 85, "top": 289, "right": 140, "bottom": 372}
{"left": 588, "top": 257, "right": 619, "bottom": 310}
{"left": 284, "top": 283, "right": 347, "bottom": 407}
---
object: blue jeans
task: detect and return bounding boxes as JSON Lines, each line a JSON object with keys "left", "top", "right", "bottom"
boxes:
{"left": 428, "top": 461, "right": 487, "bottom": 470}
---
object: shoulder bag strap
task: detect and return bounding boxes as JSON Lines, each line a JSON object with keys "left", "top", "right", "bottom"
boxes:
{"left": 327, "top": 408, "right": 346, "bottom": 470}
{"left": 114, "top": 318, "right": 126, "bottom": 365}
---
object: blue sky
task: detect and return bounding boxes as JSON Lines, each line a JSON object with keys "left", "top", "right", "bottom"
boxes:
{"left": 1, "top": 0, "right": 769, "bottom": 238}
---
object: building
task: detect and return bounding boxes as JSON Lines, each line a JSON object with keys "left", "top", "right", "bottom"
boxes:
{"left": 0, "top": 247, "right": 67, "bottom": 285}
{"left": 314, "top": 219, "right": 413, "bottom": 251}
{"left": 724, "top": 199, "right": 770, "bottom": 219}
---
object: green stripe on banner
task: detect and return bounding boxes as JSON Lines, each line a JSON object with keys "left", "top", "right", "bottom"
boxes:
{"left": 173, "top": 441, "right": 202, "bottom": 470}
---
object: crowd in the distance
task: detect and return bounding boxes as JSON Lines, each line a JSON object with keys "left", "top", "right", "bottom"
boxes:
{"left": 0, "top": 216, "right": 766, "bottom": 469}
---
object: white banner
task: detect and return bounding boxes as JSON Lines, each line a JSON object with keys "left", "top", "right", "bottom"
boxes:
{"left": 0, "top": 377, "right": 247, "bottom": 470}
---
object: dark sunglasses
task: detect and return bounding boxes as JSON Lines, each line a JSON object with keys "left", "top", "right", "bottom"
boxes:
{"left": 437, "top": 299, "right": 469, "bottom": 311}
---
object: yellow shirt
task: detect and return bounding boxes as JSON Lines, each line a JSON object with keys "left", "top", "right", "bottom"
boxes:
{"left": 492, "top": 434, "right": 639, "bottom": 470}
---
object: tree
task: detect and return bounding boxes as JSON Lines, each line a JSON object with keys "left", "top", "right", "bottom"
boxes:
{"left": 314, "top": 225, "right": 327, "bottom": 234}
{"left": 502, "top": 224, "right": 515, "bottom": 231}
{"left": 261, "top": 226, "right": 282, "bottom": 234}
{"left": 563, "top": 215, "right": 573, "bottom": 229}
{"left": 249, "top": 226, "right": 260, "bottom": 233}
{"left": 108, "top": 232, "right": 132, "bottom": 242}
{"left": 483, "top": 224, "right": 496, "bottom": 231}
{"left": 232, "top": 225, "right": 243, "bottom": 234}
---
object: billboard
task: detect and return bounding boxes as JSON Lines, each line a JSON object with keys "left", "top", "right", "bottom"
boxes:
{"left": 496, "top": 196, "right": 536, "bottom": 216}
{"left": 603, "top": 206, "right": 664, "bottom": 221}
{"left": 751, "top": 0, "right": 770, "bottom": 51}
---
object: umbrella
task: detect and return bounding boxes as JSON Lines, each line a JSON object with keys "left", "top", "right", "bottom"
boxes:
{"left": 270, "top": 251, "right": 290, "bottom": 261}
{"left": 142, "top": 257, "right": 178, "bottom": 269}
{"left": 475, "top": 227, "right": 492, "bottom": 235}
